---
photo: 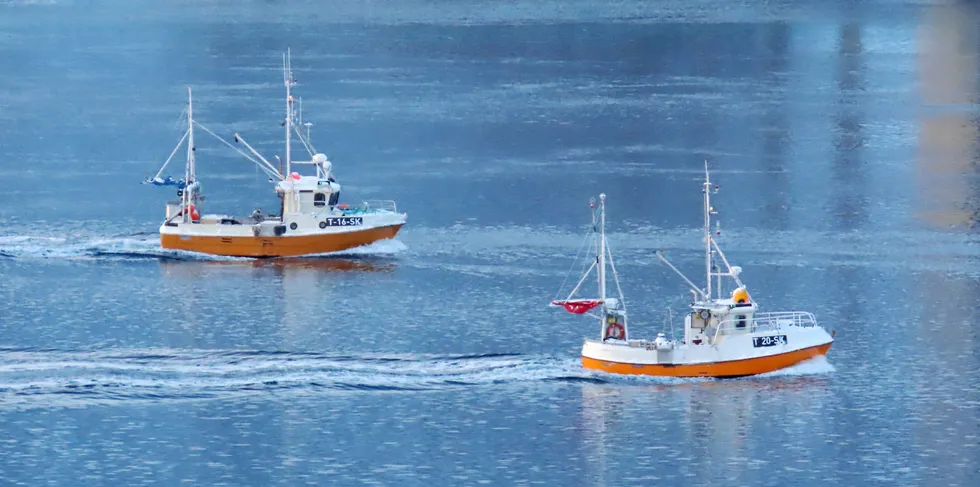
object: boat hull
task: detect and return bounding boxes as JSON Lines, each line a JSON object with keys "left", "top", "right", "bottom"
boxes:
{"left": 582, "top": 342, "right": 831, "bottom": 378}
{"left": 160, "top": 224, "right": 403, "bottom": 257}
{"left": 581, "top": 323, "right": 834, "bottom": 378}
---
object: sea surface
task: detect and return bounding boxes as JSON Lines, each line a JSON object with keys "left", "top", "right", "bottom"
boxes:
{"left": 2, "top": 0, "right": 979, "bottom": 485}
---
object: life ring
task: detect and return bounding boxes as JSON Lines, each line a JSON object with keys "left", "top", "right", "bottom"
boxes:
{"left": 605, "top": 322, "right": 625, "bottom": 340}
{"left": 337, "top": 203, "right": 349, "bottom": 210}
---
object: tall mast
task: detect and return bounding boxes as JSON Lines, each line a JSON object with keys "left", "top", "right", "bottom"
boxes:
{"left": 703, "top": 161, "right": 712, "bottom": 300}
{"left": 184, "top": 86, "right": 195, "bottom": 222}
{"left": 283, "top": 49, "right": 293, "bottom": 177}
{"left": 598, "top": 193, "right": 607, "bottom": 302}
{"left": 187, "top": 86, "right": 195, "bottom": 182}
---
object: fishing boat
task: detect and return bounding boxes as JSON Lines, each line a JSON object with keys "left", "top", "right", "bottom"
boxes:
{"left": 550, "top": 164, "right": 834, "bottom": 378}
{"left": 145, "top": 50, "right": 407, "bottom": 258}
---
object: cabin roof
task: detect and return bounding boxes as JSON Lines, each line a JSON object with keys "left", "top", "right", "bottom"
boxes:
{"left": 691, "top": 298, "right": 757, "bottom": 312}
{"left": 276, "top": 175, "right": 337, "bottom": 192}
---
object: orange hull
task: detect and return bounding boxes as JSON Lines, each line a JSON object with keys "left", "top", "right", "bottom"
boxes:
{"left": 582, "top": 342, "right": 832, "bottom": 378}
{"left": 161, "top": 224, "right": 403, "bottom": 257}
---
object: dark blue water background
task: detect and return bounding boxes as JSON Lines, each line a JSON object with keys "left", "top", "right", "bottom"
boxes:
{"left": 1, "top": 0, "right": 979, "bottom": 485}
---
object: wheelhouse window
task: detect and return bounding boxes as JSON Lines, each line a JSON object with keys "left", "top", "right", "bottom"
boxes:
{"left": 314, "top": 193, "right": 326, "bottom": 207}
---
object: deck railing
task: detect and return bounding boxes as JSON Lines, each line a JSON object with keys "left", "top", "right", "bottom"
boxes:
{"left": 752, "top": 311, "right": 817, "bottom": 330}
{"left": 714, "top": 311, "right": 817, "bottom": 336}
{"left": 353, "top": 200, "right": 398, "bottom": 213}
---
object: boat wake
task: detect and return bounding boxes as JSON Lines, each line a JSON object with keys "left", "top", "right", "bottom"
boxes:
{"left": 0, "top": 348, "right": 835, "bottom": 409}
{"left": 756, "top": 355, "right": 836, "bottom": 378}
{"left": 0, "top": 349, "right": 578, "bottom": 409}
{"left": 0, "top": 234, "right": 407, "bottom": 262}
{"left": 280, "top": 238, "right": 409, "bottom": 259}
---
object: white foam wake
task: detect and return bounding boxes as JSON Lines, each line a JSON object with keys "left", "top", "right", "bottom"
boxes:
{"left": 756, "top": 355, "right": 836, "bottom": 378}
{"left": 0, "top": 347, "right": 836, "bottom": 410}
{"left": 0, "top": 350, "right": 583, "bottom": 409}
{"left": 282, "top": 238, "right": 409, "bottom": 259}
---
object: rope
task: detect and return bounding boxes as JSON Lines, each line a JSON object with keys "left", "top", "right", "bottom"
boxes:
{"left": 605, "top": 239, "right": 627, "bottom": 314}
{"left": 552, "top": 218, "right": 596, "bottom": 304}
{"left": 153, "top": 128, "right": 189, "bottom": 180}
{"left": 194, "top": 122, "right": 282, "bottom": 181}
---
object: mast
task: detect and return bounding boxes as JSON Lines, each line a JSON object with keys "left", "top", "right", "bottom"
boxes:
{"left": 703, "top": 161, "right": 712, "bottom": 300}
{"left": 187, "top": 86, "right": 195, "bottom": 182}
{"left": 283, "top": 49, "right": 293, "bottom": 177}
{"left": 598, "top": 193, "right": 607, "bottom": 303}
{"left": 598, "top": 193, "right": 607, "bottom": 333}
{"left": 184, "top": 86, "right": 195, "bottom": 222}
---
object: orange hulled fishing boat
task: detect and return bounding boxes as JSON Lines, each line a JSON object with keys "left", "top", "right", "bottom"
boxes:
{"left": 146, "top": 50, "right": 406, "bottom": 258}
{"left": 550, "top": 164, "right": 834, "bottom": 378}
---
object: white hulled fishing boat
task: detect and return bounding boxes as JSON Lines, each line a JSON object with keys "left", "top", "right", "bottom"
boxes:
{"left": 550, "top": 164, "right": 834, "bottom": 377}
{"left": 145, "top": 50, "right": 406, "bottom": 258}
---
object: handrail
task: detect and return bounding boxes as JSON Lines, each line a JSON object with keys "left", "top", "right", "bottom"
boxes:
{"left": 357, "top": 200, "right": 398, "bottom": 213}
{"left": 753, "top": 311, "right": 817, "bottom": 328}
{"left": 712, "top": 311, "right": 817, "bottom": 336}
{"left": 322, "top": 200, "right": 399, "bottom": 215}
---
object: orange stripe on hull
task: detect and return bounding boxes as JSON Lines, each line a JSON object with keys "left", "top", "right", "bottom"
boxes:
{"left": 582, "top": 342, "right": 832, "bottom": 378}
{"left": 161, "top": 224, "right": 403, "bottom": 258}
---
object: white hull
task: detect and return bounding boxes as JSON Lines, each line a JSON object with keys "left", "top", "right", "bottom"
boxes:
{"left": 160, "top": 210, "right": 406, "bottom": 238}
{"left": 582, "top": 324, "right": 834, "bottom": 377}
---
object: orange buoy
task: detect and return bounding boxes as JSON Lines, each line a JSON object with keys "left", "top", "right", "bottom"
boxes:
{"left": 732, "top": 287, "right": 750, "bottom": 304}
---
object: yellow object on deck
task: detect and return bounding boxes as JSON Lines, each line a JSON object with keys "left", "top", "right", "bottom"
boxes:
{"left": 732, "top": 287, "right": 750, "bottom": 304}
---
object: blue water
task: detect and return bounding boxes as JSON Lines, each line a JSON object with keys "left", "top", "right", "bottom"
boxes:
{"left": 2, "top": 0, "right": 980, "bottom": 485}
